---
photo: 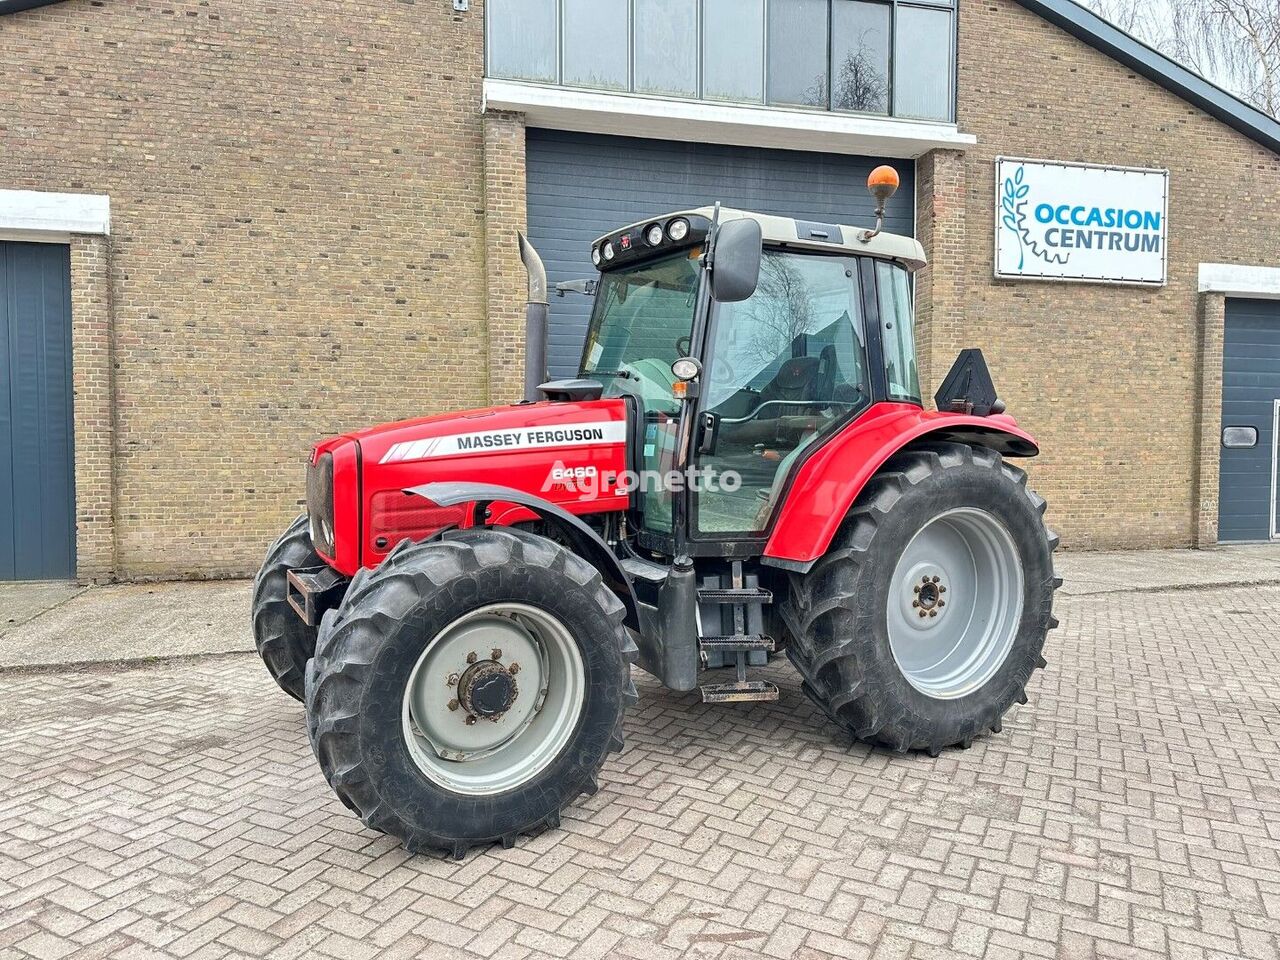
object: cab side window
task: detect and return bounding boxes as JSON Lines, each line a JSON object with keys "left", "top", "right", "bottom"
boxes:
{"left": 695, "top": 251, "right": 870, "bottom": 535}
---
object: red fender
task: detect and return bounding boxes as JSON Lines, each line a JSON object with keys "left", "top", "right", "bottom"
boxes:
{"left": 762, "top": 402, "right": 1040, "bottom": 569}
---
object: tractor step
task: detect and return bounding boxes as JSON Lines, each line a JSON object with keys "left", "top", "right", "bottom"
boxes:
{"left": 699, "top": 634, "right": 775, "bottom": 653}
{"left": 700, "top": 680, "right": 779, "bottom": 704}
{"left": 696, "top": 587, "right": 772, "bottom": 604}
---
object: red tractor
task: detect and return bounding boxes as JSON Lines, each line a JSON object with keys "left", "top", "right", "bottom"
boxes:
{"left": 253, "top": 168, "right": 1059, "bottom": 858}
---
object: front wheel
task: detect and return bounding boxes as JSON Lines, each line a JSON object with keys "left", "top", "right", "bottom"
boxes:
{"left": 305, "top": 527, "right": 637, "bottom": 857}
{"left": 784, "top": 442, "right": 1060, "bottom": 754}
{"left": 252, "top": 515, "right": 322, "bottom": 701}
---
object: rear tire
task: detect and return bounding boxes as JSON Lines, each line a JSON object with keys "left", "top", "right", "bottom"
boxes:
{"left": 305, "top": 527, "right": 637, "bottom": 857}
{"left": 784, "top": 442, "right": 1060, "bottom": 754}
{"left": 252, "top": 515, "right": 321, "bottom": 702}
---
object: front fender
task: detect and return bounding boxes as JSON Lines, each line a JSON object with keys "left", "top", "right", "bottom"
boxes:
{"left": 762, "top": 402, "right": 1039, "bottom": 571}
{"left": 406, "top": 481, "right": 639, "bottom": 630}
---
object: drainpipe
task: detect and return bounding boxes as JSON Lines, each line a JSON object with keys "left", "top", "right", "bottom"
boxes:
{"left": 517, "top": 232, "right": 548, "bottom": 402}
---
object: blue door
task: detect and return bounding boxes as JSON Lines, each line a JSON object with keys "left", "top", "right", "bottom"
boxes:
{"left": 1218, "top": 298, "right": 1280, "bottom": 542}
{"left": 0, "top": 241, "right": 76, "bottom": 579}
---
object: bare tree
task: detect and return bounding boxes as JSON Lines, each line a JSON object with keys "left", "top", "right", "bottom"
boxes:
{"left": 1079, "top": 0, "right": 1280, "bottom": 116}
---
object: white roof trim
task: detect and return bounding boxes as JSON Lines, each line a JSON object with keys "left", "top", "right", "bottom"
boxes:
{"left": 0, "top": 189, "right": 110, "bottom": 236}
{"left": 483, "top": 79, "right": 976, "bottom": 160}
{"left": 1199, "top": 262, "right": 1280, "bottom": 299}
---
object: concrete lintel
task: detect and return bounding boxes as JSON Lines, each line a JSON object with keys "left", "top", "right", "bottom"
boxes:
{"left": 483, "top": 79, "right": 976, "bottom": 160}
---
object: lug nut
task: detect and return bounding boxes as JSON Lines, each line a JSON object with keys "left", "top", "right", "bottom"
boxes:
{"left": 922, "top": 575, "right": 931, "bottom": 584}
{"left": 447, "top": 673, "right": 459, "bottom": 687}
{"left": 466, "top": 651, "right": 477, "bottom": 664}
{"left": 447, "top": 698, "right": 459, "bottom": 711}
{"left": 491, "top": 648, "right": 502, "bottom": 661}
{"left": 912, "top": 600, "right": 920, "bottom": 608}
{"left": 938, "top": 600, "right": 945, "bottom": 607}
{"left": 913, "top": 585, "right": 921, "bottom": 594}
{"left": 931, "top": 576, "right": 940, "bottom": 583}
{"left": 929, "top": 610, "right": 938, "bottom": 617}
{"left": 508, "top": 662, "right": 520, "bottom": 675}
{"left": 464, "top": 714, "right": 478, "bottom": 725}
{"left": 939, "top": 585, "right": 947, "bottom": 593}
{"left": 918, "top": 610, "right": 928, "bottom": 618}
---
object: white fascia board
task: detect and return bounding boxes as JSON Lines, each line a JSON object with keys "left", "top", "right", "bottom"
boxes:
{"left": 0, "top": 189, "right": 111, "bottom": 236}
{"left": 1199, "top": 262, "right": 1280, "bottom": 299}
{"left": 484, "top": 79, "right": 976, "bottom": 160}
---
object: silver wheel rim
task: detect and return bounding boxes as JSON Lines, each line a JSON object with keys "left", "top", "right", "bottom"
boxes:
{"left": 887, "top": 508, "right": 1024, "bottom": 700}
{"left": 401, "top": 602, "right": 586, "bottom": 796}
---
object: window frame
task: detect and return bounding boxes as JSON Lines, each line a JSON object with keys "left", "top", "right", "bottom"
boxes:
{"left": 484, "top": 0, "right": 957, "bottom": 124}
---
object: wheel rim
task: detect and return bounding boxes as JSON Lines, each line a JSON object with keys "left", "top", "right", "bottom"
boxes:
{"left": 401, "top": 602, "right": 586, "bottom": 796}
{"left": 886, "top": 508, "right": 1024, "bottom": 700}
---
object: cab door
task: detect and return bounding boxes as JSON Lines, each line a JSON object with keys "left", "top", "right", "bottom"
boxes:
{"left": 692, "top": 250, "right": 873, "bottom": 538}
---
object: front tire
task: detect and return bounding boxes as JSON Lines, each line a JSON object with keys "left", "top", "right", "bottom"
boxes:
{"left": 252, "top": 515, "right": 322, "bottom": 701}
{"left": 305, "top": 528, "right": 637, "bottom": 857}
{"left": 784, "top": 442, "right": 1060, "bottom": 754}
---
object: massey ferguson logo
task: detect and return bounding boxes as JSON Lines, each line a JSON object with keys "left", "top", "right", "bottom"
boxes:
{"left": 379, "top": 421, "right": 626, "bottom": 464}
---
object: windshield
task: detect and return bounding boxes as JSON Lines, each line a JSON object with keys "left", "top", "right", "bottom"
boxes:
{"left": 579, "top": 250, "right": 701, "bottom": 411}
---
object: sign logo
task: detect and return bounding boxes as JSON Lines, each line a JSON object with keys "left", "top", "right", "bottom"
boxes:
{"left": 995, "top": 157, "right": 1169, "bottom": 285}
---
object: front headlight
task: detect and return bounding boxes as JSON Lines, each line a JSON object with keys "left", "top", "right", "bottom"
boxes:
{"left": 306, "top": 452, "right": 335, "bottom": 557}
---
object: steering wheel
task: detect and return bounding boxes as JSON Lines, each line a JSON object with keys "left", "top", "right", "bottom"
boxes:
{"left": 675, "top": 335, "right": 692, "bottom": 356}
{"left": 710, "top": 353, "right": 737, "bottom": 386}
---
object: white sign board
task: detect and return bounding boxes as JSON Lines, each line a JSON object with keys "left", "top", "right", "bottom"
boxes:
{"left": 994, "top": 157, "right": 1168, "bottom": 285}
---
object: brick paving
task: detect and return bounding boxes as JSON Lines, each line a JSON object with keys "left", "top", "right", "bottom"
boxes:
{"left": 2, "top": 583, "right": 1279, "bottom": 960}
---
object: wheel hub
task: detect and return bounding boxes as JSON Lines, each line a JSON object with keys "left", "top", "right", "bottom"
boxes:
{"left": 887, "top": 508, "right": 1025, "bottom": 700}
{"left": 401, "top": 603, "right": 586, "bottom": 796}
{"left": 458, "top": 660, "right": 519, "bottom": 719}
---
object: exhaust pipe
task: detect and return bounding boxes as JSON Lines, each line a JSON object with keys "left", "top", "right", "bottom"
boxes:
{"left": 518, "top": 232, "right": 549, "bottom": 402}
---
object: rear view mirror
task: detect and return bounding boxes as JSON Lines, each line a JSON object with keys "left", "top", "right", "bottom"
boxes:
{"left": 711, "top": 219, "right": 762, "bottom": 303}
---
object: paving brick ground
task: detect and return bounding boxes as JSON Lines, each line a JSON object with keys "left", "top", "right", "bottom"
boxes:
{"left": 2, "top": 580, "right": 1278, "bottom": 959}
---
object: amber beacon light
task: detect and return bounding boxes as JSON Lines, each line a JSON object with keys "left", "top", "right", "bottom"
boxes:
{"left": 861, "top": 165, "right": 901, "bottom": 241}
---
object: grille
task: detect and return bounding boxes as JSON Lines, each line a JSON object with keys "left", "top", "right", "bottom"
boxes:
{"left": 306, "top": 452, "right": 335, "bottom": 558}
{"left": 369, "top": 490, "right": 468, "bottom": 550}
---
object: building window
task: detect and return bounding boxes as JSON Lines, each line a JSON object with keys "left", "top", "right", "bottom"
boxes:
{"left": 831, "top": 0, "right": 891, "bottom": 114}
{"left": 703, "top": 0, "right": 764, "bottom": 102}
{"left": 486, "top": 0, "right": 956, "bottom": 123}
{"left": 563, "top": 0, "right": 629, "bottom": 90}
{"left": 635, "top": 0, "right": 699, "bottom": 97}
{"left": 894, "top": 4, "right": 954, "bottom": 120}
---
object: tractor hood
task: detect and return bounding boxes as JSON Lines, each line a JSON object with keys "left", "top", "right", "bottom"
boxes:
{"left": 328, "top": 398, "right": 631, "bottom": 572}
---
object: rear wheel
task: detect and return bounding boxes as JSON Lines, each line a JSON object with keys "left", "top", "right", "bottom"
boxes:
{"left": 252, "top": 515, "right": 321, "bottom": 701}
{"left": 784, "top": 442, "right": 1060, "bottom": 754}
{"left": 305, "top": 528, "right": 637, "bottom": 857}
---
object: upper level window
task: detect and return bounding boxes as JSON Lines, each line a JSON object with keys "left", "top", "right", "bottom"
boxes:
{"left": 485, "top": 0, "right": 956, "bottom": 123}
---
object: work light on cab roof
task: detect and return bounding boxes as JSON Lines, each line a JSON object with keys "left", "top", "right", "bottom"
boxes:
{"left": 253, "top": 164, "right": 1060, "bottom": 859}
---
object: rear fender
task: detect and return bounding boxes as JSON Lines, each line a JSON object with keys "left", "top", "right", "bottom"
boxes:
{"left": 762, "top": 402, "right": 1039, "bottom": 571}
{"left": 407, "top": 481, "right": 639, "bottom": 630}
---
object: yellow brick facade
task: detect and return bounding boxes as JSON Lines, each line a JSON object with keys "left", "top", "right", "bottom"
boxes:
{"left": 1, "top": 0, "right": 1276, "bottom": 579}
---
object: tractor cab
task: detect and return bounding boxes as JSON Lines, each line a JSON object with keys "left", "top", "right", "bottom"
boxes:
{"left": 564, "top": 199, "right": 926, "bottom": 556}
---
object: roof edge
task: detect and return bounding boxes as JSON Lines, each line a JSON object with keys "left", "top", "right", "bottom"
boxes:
{"left": 0, "top": 0, "right": 71, "bottom": 15}
{"left": 1013, "top": 0, "right": 1280, "bottom": 155}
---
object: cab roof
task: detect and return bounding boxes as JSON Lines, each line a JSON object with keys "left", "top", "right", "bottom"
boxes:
{"left": 597, "top": 207, "right": 927, "bottom": 272}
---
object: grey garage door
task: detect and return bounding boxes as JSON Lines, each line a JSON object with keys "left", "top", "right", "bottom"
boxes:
{"left": 1218, "top": 298, "right": 1280, "bottom": 542}
{"left": 526, "top": 129, "right": 915, "bottom": 378}
{"left": 0, "top": 242, "right": 76, "bottom": 580}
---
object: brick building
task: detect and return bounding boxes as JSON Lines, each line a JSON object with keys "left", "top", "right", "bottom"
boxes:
{"left": 1, "top": 0, "right": 1278, "bottom": 581}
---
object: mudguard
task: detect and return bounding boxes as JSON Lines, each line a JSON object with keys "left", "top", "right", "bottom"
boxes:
{"left": 762, "top": 402, "right": 1039, "bottom": 571}
{"left": 407, "top": 481, "right": 640, "bottom": 630}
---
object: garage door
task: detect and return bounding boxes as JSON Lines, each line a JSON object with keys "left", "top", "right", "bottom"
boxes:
{"left": 526, "top": 129, "right": 915, "bottom": 378}
{"left": 1218, "top": 298, "right": 1280, "bottom": 541}
{"left": 1, "top": 242, "right": 76, "bottom": 580}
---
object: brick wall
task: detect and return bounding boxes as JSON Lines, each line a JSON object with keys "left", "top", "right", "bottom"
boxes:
{"left": 1, "top": 0, "right": 495, "bottom": 577}
{"left": 941, "top": 0, "right": 1280, "bottom": 549}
